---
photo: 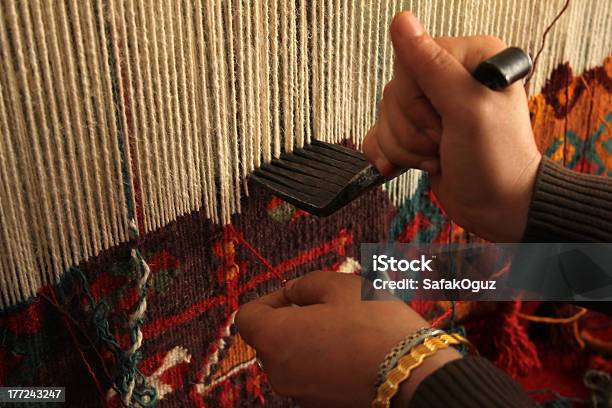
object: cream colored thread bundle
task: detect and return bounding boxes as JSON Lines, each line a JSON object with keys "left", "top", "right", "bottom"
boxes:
{"left": 0, "top": 0, "right": 611, "bottom": 308}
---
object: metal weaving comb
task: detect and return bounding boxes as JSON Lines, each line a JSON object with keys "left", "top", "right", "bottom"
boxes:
{"left": 251, "top": 47, "right": 532, "bottom": 217}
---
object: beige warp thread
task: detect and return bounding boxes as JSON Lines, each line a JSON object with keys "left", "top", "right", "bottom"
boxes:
{"left": 0, "top": 0, "right": 611, "bottom": 308}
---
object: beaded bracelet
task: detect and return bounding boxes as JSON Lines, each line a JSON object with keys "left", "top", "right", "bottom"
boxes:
{"left": 371, "top": 333, "right": 474, "bottom": 408}
{"left": 375, "top": 327, "right": 443, "bottom": 387}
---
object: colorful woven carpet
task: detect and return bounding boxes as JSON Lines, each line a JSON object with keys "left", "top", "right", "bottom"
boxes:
{"left": 1, "top": 58, "right": 611, "bottom": 408}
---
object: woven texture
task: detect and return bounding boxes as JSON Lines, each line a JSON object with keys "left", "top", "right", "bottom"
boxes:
{"left": 1, "top": 0, "right": 612, "bottom": 406}
{"left": 1, "top": 0, "right": 612, "bottom": 307}
{"left": 0, "top": 55, "right": 611, "bottom": 407}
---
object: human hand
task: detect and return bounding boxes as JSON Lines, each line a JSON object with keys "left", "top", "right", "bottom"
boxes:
{"left": 362, "top": 12, "right": 541, "bottom": 242}
{"left": 235, "top": 271, "right": 460, "bottom": 407}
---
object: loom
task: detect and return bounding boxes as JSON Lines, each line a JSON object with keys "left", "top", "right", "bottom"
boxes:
{"left": 0, "top": 1, "right": 611, "bottom": 406}
{"left": 1, "top": 0, "right": 610, "bottom": 308}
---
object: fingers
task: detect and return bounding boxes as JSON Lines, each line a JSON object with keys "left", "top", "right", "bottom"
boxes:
{"left": 364, "top": 13, "right": 511, "bottom": 175}
{"left": 237, "top": 271, "right": 361, "bottom": 348}
{"left": 362, "top": 124, "right": 396, "bottom": 176}
{"left": 392, "top": 58, "right": 442, "bottom": 137}
{"left": 390, "top": 34, "right": 506, "bottom": 135}
{"left": 283, "top": 270, "right": 361, "bottom": 306}
{"left": 235, "top": 289, "right": 290, "bottom": 348}
{"left": 375, "top": 100, "right": 439, "bottom": 172}
{"left": 382, "top": 81, "right": 439, "bottom": 154}
{"left": 390, "top": 11, "right": 474, "bottom": 115}
{"left": 363, "top": 79, "right": 440, "bottom": 175}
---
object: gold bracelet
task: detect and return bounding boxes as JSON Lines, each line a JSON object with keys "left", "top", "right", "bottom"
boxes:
{"left": 371, "top": 333, "right": 473, "bottom": 408}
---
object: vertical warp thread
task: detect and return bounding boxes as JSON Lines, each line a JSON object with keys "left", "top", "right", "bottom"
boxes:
{"left": 68, "top": 0, "right": 111, "bottom": 251}
{"left": 300, "top": 0, "right": 311, "bottom": 145}
{"left": 136, "top": 0, "right": 163, "bottom": 230}
{"left": 193, "top": 0, "right": 217, "bottom": 221}
{"left": 1, "top": 0, "right": 56, "bottom": 285}
{"left": 222, "top": 0, "right": 241, "bottom": 214}
{"left": 176, "top": 0, "right": 198, "bottom": 213}
{"left": 19, "top": 1, "right": 71, "bottom": 274}
{"left": 236, "top": 0, "right": 249, "bottom": 183}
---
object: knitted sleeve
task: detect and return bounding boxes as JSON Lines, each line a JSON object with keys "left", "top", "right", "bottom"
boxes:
{"left": 409, "top": 357, "right": 537, "bottom": 407}
{"left": 522, "top": 156, "right": 612, "bottom": 242}
{"left": 521, "top": 156, "right": 612, "bottom": 314}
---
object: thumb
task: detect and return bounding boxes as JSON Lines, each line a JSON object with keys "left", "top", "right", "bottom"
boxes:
{"left": 390, "top": 12, "right": 474, "bottom": 114}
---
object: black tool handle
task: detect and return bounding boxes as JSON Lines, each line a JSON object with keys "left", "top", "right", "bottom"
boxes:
{"left": 472, "top": 47, "right": 532, "bottom": 90}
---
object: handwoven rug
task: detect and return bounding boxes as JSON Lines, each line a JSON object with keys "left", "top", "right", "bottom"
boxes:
{"left": 1, "top": 0, "right": 612, "bottom": 406}
{"left": 1, "top": 56, "right": 611, "bottom": 407}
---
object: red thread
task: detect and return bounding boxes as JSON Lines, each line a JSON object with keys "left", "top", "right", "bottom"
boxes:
{"left": 430, "top": 302, "right": 462, "bottom": 328}
{"left": 525, "top": 0, "right": 571, "bottom": 89}
{"left": 142, "top": 229, "right": 354, "bottom": 339}
{"left": 226, "top": 225, "right": 284, "bottom": 283}
{"left": 238, "top": 230, "right": 354, "bottom": 292}
{"left": 143, "top": 295, "right": 225, "bottom": 339}
{"left": 431, "top": 308, "right": 453, "bottom": 328}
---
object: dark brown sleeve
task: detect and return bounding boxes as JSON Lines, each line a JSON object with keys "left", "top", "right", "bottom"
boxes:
{"left": 522, "top": 156, "right": 612, "bottom": 242}
{"left": 409, "top": 357, "right": 537, "bottom": 408}
{"left": 522, "top": 156, "right": 612, "bottom": 313}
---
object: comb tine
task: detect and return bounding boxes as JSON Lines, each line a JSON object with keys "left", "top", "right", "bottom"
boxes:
{"left": 253, "top": 167, "right": 335, "bottom": 199}
{"left": 310, "top": 140, "right": 369, "bottom": 162}
{"left": 294, "top": 148, "right": 364, "bottom": 172}
{"left": 250, "top": 174, "right": 330, "bottom": 208}
{"left": 305, "top": 143, "right": 367, "bottom": 165}
{"left": 280, "top": 152, "right": 355, "bottom": 178}
{"left": 271, "top": 159, "right": 349, "bottom": 186}
{"left": 258, "top": 163, "right": 341, "bottom": 194}
{"left": 253, "top": 168, "right": 319, "bottom": 196}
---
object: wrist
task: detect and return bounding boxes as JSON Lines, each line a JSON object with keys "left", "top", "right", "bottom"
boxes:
{"left": 392, "top": 347, "right": 462, "bottom": 407}
{"left": 504, "top": 151, "right": 542, "bottom": 242}
{"left": 480, "top": 151, "right": 542, "bottom": 242}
